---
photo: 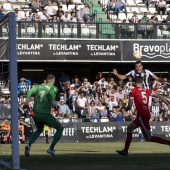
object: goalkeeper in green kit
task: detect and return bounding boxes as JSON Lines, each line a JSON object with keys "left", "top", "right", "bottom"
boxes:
{"left": 25, "top": 74, "right": 63, "bottom": 157}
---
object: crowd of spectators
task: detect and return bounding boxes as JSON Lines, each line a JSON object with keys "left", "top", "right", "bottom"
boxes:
{"left": 0, "top": 0, "right": 95, "bottom": 23}
{"left": 0, "top": 70, "right": 169, "bottom": 123}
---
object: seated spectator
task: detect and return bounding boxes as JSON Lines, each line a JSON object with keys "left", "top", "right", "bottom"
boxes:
{"left": 56, "top": 5, "right": 64, "bottom": 19}
{"left": 15, "top": 8, "right": 25, "bottom": 21}
{"left": 18, "top": 78, "right": 31, "bottom": 95}
{"left": 131, "top": 11, "right": 139, "bottom": 23}
{"left": 141, "top": 12, "right": 149, "bottom": 23}
{"left": 105, "top": 96, "right": 118, "bottom": 111}
{"left": 105, "top": 0, "right": 115, "bottom": 12}
{"left": 156, "top": 0, "right": 166, "bottom": 15}
{"left": 98, "top": 78, "right": 108, "bottom": 91}
{"left": 60, "top": 11, "right": 71, "bottom": 22}
{"left": 60, "top": 11, "right": 71, "bottom": 28}
{"left": 76, "top": 8, "right": 84, "bottom": 22}
{"left": 26, "top": 12, "right": 33, "bottom": 21}
{"left": 76, "top": 92, "right": 88, "bottom": 118}
{"left": 95, "top": 101, "right": 107, "bottom": 117}
{"left": 44, "top": 1, "right": 56, "bottom": 17}
{"left": 29, "top": 0, "right": 42, "bottom": 12}
{"left": 114, "top": 0, "right": 127, "bottom": 19}
{"left": 72, "top": 77, "right": 81, "bottom": 88}
{"left": 88, "top": 101, "right": 99, "bottom": 122}
{"left": 110, "top": 106, "right": 118, "bottom": 122}
{"left": 56, "top": 98, "right": 71, "bottom": 119}
{"left": 70, "top": 12, "right": 77, "bottom": 22}
{"left": 82, "top": 2, "right": 95, "bottom": 23}
{"left": 150, "top": 12, "right": 159, "bottom": 23}
{"left": 114, "top": 111, "right": 125, "bottom": 122}
{"left": 39, "top": 9, "right": 50, "bottom": 21}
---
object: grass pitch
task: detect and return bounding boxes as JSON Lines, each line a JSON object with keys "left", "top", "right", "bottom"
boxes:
{"left": 19, "top": 142, "right": 170, "bottom": 170}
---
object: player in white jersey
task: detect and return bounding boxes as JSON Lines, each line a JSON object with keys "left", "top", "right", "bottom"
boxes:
{"left": 113, "top": 60, "right": 162, "bottom": 89}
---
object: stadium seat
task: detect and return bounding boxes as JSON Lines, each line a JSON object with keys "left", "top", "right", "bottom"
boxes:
{"left": 140, "top": 7, "right": 148, "bottom": 13}
{"left": 62, "top": 5, "right": 67, "bottom": 11}
{"left": 149, "top": 8, "right": 156, "bottom": 13}
{"left": 100, "top": 117, "right": 109, "bottom": 122}
{"left": 12, "top": 4, "right": 21, "bottom": 10}
{"left": 78, "top": 5, "right": 84, "bottom": 9}
{"left": 63, "top": 118, "right": 70, "bottom": 123}
{"left": 53, "top": 6, "right": 58, "bottom": 11}
{"left": 73, "top": 0, "right": 82, "bottom": 4}
{"left": 17, "top": 0, "right": 27, "bottom": 2}
{"left": 3, "top": 3, "right": 12, "bottom": 10}
{"left": 72, "top": 27, "right": 77, "bottom": 35}
{"left": 118, "top": 12, "right": 127, "bottom": 20}
{"left": 45, "top": 27, "right": 54, "bottom": 36}
{"left": 128, "top": 0, "right": 136, "bottom": 5}
{"left": 157, "top": 29, "right": 163, "bottom": 38}
{"left": 81, "top": 27, "right": 90, "bottom": 36}
{"left": 131, "top": 7, "right": 140, "bottom": 13}
{"left": 2, "top": 88, "right": 10, "bottom": 95}
{"left": 126, "top": 7, "right": 131, "bottom": 13}
{"left": 8, "top": 0, "right": 17, "bottom": 2}
{"left": 27, "top": 27, "right": 36, "bottom": 36}
{"left": 68, "top": 5, "right": 75, "bottom": 11}
{"left": 62, "top": 27, "right": 72, "bottom": 35}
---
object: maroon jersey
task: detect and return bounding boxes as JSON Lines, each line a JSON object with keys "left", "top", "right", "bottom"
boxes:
{"left": 130, "top": 87, "right": 153, "bottom": 115}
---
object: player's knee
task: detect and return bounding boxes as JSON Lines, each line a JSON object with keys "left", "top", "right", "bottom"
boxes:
{"left": 144, "top": 135, "right": 151, "bottom": 141}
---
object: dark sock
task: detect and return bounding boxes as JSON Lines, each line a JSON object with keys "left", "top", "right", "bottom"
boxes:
{"left": 124, "top": 133, "right": 132, "bottom": 152}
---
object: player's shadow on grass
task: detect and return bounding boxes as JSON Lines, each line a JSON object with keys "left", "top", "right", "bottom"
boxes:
{"left": 20, "top": 153, "right": 170, "bottom": 170}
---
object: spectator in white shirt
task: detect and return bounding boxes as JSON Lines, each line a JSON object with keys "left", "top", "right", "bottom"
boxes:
{"left": 44, "top": 1, "right": 56, "bottom": 17}
{"left": 98, "top": 78, "right": 108, "bottom": 90}
{"left": 70, "top": 12, "right": 78, "bottom": 22}
{"left": 60, "top": 11, "right": 71, "bottom": 22}
{"left": 76, "top": 93, "right": 88, "bottom": 118}
{"left": 39, "top": 9, "right": 50, "bottom": 21}
{"left": 15, "top": 8, "right": 25, "bottom": 21}
{"left": 156, "top": 0, "right": 166, "bottom": 15}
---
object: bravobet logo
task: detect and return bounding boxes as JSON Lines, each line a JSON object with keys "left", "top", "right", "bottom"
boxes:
{"left": 133, "top": 43, "right": 170, "bottom": 59}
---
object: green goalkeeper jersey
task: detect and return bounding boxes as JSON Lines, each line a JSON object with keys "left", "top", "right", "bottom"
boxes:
{"left": 27, "top": 84, "right": 58, "bottom": 114}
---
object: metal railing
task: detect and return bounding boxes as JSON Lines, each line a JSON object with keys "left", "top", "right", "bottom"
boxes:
{"left": 1, "top": 21, "right": 170, "bottom": 39}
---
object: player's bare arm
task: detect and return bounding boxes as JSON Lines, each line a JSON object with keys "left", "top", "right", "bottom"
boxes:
{"left": 125, "top": 98, "right": 133, "bottom": 111}
{"left": 151, "top": 92, "right": 169, "bottom": 107}
{"left": 152, "top": 75, "right": 162, "bottom": 82}
{"left": 113, "top": 68, "right": 127, "bottom": 80}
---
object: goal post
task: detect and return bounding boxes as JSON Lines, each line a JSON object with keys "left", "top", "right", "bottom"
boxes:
{"left": 8, "top": 12, "right": 20, "bottom": 170}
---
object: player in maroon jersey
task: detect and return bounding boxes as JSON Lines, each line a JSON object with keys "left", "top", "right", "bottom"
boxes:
{"left": 116, "top": 77, "right": 170, "bottom": 156}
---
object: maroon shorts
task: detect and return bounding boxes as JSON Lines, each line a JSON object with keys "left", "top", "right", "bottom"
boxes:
{"left": 133, "top": 114, "right": 151, "bottom": 132}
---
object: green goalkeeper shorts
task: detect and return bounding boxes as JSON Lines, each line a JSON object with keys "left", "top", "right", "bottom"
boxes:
{"left": 33, "top": 112, "right": 62, "bottom": 131}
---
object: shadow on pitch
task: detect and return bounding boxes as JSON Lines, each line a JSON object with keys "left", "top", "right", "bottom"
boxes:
{"left": 20, "top": 153, "right": 170, "bottom": 170}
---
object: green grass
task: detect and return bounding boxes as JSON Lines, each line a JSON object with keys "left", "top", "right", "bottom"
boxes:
{"left": 3, "top": 142, "right": 170, "bottom": 170}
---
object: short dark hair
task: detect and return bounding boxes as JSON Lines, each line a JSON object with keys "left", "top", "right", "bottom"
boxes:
{"left": 135, "top": 60, "right": 142, "bottom": 65}
{"left": 135, "top": 77, "right": 143, "bottom": 84}
{"left": 46, "top": 74, "right": 55, "bottom": 82}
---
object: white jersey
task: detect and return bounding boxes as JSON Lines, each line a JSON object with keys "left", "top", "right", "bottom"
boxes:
{"left": 126, "top": 69, "right": 155, "bottom": 89}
